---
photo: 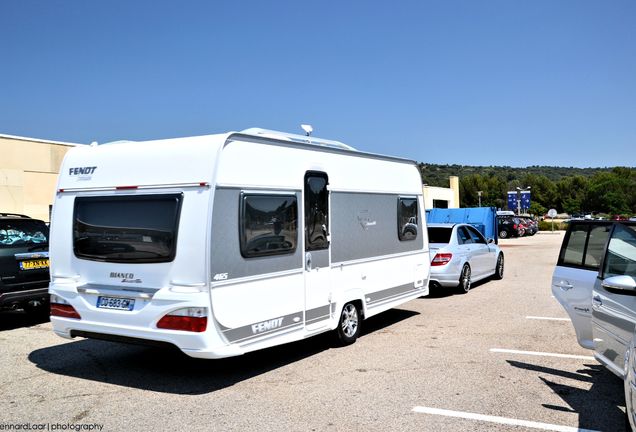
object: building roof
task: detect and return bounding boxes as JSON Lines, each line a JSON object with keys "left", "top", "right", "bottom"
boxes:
{"left": 0, "top": 133, "right": 82, "bottom": 147}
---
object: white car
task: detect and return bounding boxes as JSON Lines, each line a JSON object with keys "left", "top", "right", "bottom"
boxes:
{"left": 427, "top": 223, "right": 504, "bottom": 293}
{"left": 552, "top": 220, "right": 636, "bottom": 430}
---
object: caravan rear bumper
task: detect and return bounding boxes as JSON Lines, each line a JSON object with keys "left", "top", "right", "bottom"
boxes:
{"left": 51, "top": 315, "right": 240, "bottom": 358}
{"left": 48, "top": 283, "right": 236, "bottom": 357}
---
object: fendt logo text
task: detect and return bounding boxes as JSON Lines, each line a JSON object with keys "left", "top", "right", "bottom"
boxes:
{"left": 69, "top": 166, "right": 97, "bottom": 176}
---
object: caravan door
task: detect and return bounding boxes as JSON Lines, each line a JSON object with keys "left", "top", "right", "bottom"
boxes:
{"left": 304, "top": 172, "right": 333, "bottom": 331}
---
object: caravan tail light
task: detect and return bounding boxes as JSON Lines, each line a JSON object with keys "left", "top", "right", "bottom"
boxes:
{"left": 50, "top": 294, "right": 81, "bottom": 319}
{"left": 157, "top": 307, "right": 208, "bottom": 332}
{"left": 431, "top": 253, "right": 453, "bottom": 266}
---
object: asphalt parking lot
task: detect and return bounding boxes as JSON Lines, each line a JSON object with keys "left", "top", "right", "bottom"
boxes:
{"left": 0, "top": 232, "right": 626, "bottom": 432}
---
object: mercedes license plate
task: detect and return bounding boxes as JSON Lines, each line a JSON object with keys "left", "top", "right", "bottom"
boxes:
{"left": 96, "top": 296, "right": 135, "bottom": 311}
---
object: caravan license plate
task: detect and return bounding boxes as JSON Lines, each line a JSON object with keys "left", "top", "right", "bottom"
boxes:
{"left": 19, "top": 259, "right": 49, "bottom": 270}
{"left": 97, "top": 296, "right": 135, "bottom": 311}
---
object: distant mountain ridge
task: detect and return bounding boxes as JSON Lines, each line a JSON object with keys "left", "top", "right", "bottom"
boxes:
{"left": 419, "top": 163, "right": 613, "bottom": 187}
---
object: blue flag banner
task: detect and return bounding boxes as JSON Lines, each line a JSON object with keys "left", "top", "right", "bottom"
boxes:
{"left": 507, "top": 191, "right": 531, "bottom": 211}
{"left": 520, "top": 191, "right": 531, "bottom": 210}
{"left": 507, "top": 192, "right": 516, "bottom": 210}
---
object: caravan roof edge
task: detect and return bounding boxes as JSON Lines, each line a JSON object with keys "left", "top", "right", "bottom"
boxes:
{"left": 225, "top": 132, "right": 418, "bottom": 166}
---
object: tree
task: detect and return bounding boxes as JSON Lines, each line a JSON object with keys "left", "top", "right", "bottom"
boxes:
{"left": 460, "top": 174, "right": 507, "bottom": 208}
{"left": 585, "top": 169, "right": 636, "bottom": 214}
{"left": 529, "top": 202, "right": 547, "bottom": 217}
{"left": 421, "top": 163, "right": 635, "bottom": 215}
{"left": 519, "top": 174, "right": 558, "bottom": 210}
{"left": 556, "top": 176, "right": 589, "bottom": 214}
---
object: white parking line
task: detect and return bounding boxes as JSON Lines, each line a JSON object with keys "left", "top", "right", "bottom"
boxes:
{"left": 412, "top": 406, "right": 600, "bottom": 432}
{"left": 526, "top": 316, "right": 570, "bottom": 321}
{"left": 490, "top": 348, "right": 595, "bottom": 360}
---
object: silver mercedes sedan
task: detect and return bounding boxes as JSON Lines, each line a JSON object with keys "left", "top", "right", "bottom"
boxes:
{"left": 427, "top": 223, "right": 504, "bottom": 293}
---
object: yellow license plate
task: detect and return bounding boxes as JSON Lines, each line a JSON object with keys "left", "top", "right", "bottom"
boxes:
{"left": 19, "top": 259, "right": 50, "bottom": 270}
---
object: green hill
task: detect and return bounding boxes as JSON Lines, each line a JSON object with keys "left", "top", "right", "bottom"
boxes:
{"left": 418, "top": 164, "right": 635, "bottom": 215}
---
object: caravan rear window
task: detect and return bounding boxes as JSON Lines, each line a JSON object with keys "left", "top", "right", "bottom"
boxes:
{"left": 73, "top": 194, "right": 183, "bottom": 263}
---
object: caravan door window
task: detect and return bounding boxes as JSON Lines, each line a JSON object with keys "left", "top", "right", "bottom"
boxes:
{"left": 304, "top": 173, "right": 329, "bottom": 251}
{"left": 398, "top": 197, "right": 418, "bottom": 241}
{"left": 240, "top": 194, "right": 298, "bottom": 258}
{"left": 73, "top": 194, "right": 182, "bottom": 263}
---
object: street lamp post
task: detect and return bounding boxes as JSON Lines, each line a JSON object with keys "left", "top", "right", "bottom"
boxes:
{"left": 477, "top": 191, "right": 483, "bottom": 207}
{"left": 516, "top": 186, "right": 531, "bottom": 215}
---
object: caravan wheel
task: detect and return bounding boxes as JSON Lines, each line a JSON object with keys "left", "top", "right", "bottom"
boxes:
{"left": 335, "top": 302, "right": 361, "bottom": 346}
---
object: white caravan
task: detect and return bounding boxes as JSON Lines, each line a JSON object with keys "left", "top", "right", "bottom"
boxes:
{"left": 49, "top": 128, "right": 430, "bottom": 358}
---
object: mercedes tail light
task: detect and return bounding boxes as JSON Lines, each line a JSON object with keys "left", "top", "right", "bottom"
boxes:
{"left": 431, "top": 253, "right": 453, "bottom": 266}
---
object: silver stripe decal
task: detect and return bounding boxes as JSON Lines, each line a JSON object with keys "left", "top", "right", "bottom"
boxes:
{"left": 367, "top": 283, "right": 419, "bottom": 305}
{"left": 218, "top": 304, "right": 333, "bottom": 343}
{"left": 211, "top": 268, "right": 303, "bottom": 288}
{"left": 332, "top": 250, "right": 427, "bottom": 268}
{"left": 306, "top": 304, "right": 333, "bottom": 325}
{"left": 219, "top": 311, "right": 303, "bottom": 343}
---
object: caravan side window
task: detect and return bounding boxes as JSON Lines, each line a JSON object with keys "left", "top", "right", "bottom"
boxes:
{"left": 240, "top": 194, "right": 298, "bottom": 258}
{"left": 398, "top": 197, "right": 418, "bottom": 241}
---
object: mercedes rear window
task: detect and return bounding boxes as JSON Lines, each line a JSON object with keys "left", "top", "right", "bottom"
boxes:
{"left": 427, "top": 227, "right": 452, "bottom": 244}
{"left": 73, "top": 194, "right": 182, "bottom": 263}
{"left": 0, "top": 219, "right": 49, "bottom": 249}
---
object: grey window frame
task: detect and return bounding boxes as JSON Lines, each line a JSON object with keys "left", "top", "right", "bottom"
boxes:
{"left": 239, "top": 192, "right": 298, "bottom": 259}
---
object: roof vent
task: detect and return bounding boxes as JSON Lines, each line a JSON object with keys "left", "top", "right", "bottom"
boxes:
{"left": 240, "top": 128, "right": 356, "bottom": 151}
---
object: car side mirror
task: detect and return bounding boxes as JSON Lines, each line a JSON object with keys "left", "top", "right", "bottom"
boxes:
{"left": 602, "top": 275, "right": 636, "bottom": 292}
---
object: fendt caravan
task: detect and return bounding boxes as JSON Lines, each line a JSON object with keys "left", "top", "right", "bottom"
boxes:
{"left": 49, "top": 128, "right": 430, "bottom": 358}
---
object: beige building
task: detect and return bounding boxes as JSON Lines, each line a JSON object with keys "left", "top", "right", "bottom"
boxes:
{"left": 1, "top": 134, "right": 79, "bottom": 222}
{"left": 423, "top": 176, "right": 460, "bottom": 209}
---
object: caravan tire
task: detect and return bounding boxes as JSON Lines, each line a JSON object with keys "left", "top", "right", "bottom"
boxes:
{"left": 335, "top": 302, "right": 361, "bottom": 346}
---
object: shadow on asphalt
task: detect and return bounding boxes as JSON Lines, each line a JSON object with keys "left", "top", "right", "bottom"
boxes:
{"left": 0, "top": 309, "right": 49, "bottom": 331}
{"left": 507, "top": 360, "right": 625, "bottom": 431}
{"left": 28, "top": 307, "right": 419, "bottom": 395}
{"left": 424, "top": 279, "right": 489, "bottom": 299}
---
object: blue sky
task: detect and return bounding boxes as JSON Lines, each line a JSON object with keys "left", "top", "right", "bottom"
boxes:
{"left": 1, "top": 1, "right": 634, "bottom": 167}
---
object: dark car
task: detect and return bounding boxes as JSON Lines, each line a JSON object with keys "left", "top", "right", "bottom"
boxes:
{"left": 0, "top": 213, "right": 50, "bottom": 312}
{"left": 497, "top": 216, "right": 522, "bottom": 239}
